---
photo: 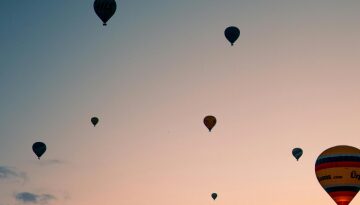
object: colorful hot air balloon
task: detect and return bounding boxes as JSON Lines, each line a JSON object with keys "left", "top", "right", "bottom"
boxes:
{"left": 292, "top": 148, "right": 303, "bottom": 161}
{"left": 94, "top": 0, "right": 117, "bottom": 26}
{"left": 91, "top": 117, "right": 99, "bottom": 127}
{"left": 211, "top": 193, "right": 217, "bottom": 200}
{"left": 224, "top": 26, "right": 240, "bottom": 46}
{"left": 204, "top": 116, "right": 216, "bottom": 132}
{"left": 315, "top": 145, "right": 360, "bottom": 205}
{"left": 32, "top": 142, "right": 46, "bottom": 159}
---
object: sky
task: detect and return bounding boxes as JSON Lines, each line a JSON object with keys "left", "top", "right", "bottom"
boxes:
{"left": 1, "top": 0, "right": 360, "bottom": 205}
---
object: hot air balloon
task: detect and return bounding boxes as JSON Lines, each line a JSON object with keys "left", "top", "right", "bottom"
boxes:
{"left": 91, "top": 117, "right": 99, "bottom": 127}
{"left": 224, "top": 26, "right": 240, "bottom": 46}
{"left": 292, "top": 148, "right": 303, "bottom": 161}
{"left": 94, "top": 0, "right": 117, "bottom": 26}
{"left": 211, "top": 193, "right": 217, "bottom": 200}
{"left": 204, "top": 115, "right": 216, "bottom": 132}
{"left": 315, "top": 145, "right": 360, "bottom": 205}
{"left": 32, "top": 142, "right": 46, "bottom": 159}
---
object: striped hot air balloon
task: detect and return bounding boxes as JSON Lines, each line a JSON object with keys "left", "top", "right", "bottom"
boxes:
{"left": 315, "top": 145, "right": 360, "bottom": 205}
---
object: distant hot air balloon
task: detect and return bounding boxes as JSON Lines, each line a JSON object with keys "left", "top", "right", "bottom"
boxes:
{"left": 292, "top": 148, "right": 303, "bottom": 161}
{"left": 224, "top": 26, "right": 240, "bottom": 46}
{"left": 211, "top": 193, "right": 217, "bottom": 200}
{"left": 204, "top": 116, "right": 216, "bottom": 132}
{"left": 315, "top": 145, "right": 360, "bottom": 205}
{"left": 94, "top": 0, "right": 117, "bottom": 26}
{"left": 32, "top": 142, "right": 46, "bottom": 159}
{"left": 91, "top": 117, "right": 99, "bottom": 127}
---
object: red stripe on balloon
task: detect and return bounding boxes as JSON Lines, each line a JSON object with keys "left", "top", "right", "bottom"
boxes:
{"left": 328, "top": 191, "right": 357, "bottom": 205}
{"left": 328, "top": 191, "right": 357, "bottom": 197}
{"left": 315, "top": 162, "right": 360, "bottom": 171}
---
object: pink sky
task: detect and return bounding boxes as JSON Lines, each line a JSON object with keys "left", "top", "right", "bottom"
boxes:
{"left": 1, "top": 1, "right": 360, "bottom": 205}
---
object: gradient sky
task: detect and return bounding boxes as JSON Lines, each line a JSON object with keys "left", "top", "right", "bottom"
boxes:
{"left": 1, "top": 1, "right": 360, "bottom": 205}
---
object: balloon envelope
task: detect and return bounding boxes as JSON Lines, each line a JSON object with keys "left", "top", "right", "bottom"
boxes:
{"left": 91, "top": 117, "right": 99, "bottom": 126}
{"left": 94, "top": 0, "right": 117, "bottom": 26}
{"left": 292, "top": 148, "right": 303, "bottom": 161}
{"left": 315, "top": 145, "right": 360, "bottom": 205}
{"left": 32, "top": 142, "right": 46, "bottom": 159}
{"left": 204, "top": 115, "right": 216, "bottom": 132}
{"left": 224, "top": 26, "right": 240, "bottom": 46}
{"left": 211, "top": 193, "right": 217, "bottom": 200}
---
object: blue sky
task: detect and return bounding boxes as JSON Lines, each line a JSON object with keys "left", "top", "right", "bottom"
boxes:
{"left": 1, "top": 1, "right": 360, "bottom": 204}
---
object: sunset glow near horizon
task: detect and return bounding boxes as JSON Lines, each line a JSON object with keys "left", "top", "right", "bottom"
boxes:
{"left": 1, "top": 1, "right": 360, "bottom": 205}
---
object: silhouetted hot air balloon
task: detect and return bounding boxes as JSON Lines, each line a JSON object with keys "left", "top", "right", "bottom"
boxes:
{"left": 32, "top": 142, "right": 46, "bottom": 159}
{"left": 292, "top": 148, "right": 303, "bottom": 161}
{"left": 224, "top": 26, "right": 240, "bottom": 46}
{"left": 204, "top": 115, "right": 216, "bottom": 132}
{"left": 211, "top": 193, "right": 217, "bottom": 200}
{"left": 91, "top": 117, "right": 99, "bottom": 127}
{"left": 94, "top": 0, "right": 117, "bottom": 26}
{"left": 315, "top": 145, "right": 360, "bottom": 205}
